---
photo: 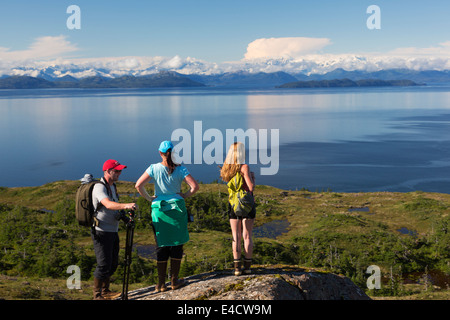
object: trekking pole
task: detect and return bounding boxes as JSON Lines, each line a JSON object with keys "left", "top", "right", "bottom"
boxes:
{"left": 121, "top": 210, "right": 135, "bottom": 300}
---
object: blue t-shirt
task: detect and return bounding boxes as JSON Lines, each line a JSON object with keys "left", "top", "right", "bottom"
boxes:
{"left": 146, "top": 163, "right": 190, "bottom": 201}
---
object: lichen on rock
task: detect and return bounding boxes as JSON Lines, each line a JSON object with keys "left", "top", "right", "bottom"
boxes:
{"left": 125, "top": 266, "right": 371, "bottom": 300}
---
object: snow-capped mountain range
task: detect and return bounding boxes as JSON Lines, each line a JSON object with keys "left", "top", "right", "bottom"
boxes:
{"left": 1, "top": 55, "right": 450, "bottom": 87}
{"left": 1, "top": 54, "right": 448, "bottom": 78}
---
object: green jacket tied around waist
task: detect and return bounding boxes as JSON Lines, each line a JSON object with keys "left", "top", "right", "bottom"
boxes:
{"left": 151, "top": 198, "right": 189, "bottom": 247}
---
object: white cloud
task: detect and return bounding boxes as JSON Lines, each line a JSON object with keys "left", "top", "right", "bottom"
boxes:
{"left": 0, "top": 36, "right": 449, "bottom": 78}
{"left": 0, "top": 35, "right": 78, "bottom": 61}
{"left": 161, "top": 55, "right": 184, "bottom": 69}
{"left": 244, "top": 37, "right": 332, "bottom": 60}
{"left": 240, "top": 37, "right": 450, "bottom": 73}
{"left": 386, "top": 41, "right": 450, "bottom": 58}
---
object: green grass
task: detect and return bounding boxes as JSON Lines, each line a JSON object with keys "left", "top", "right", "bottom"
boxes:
{"left": 0, "top": 181, "right": 448, "bottom": 300}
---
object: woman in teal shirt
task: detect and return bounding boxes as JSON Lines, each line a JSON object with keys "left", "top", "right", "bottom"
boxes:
{"left": 135, "top": 141, "right": 199, "bottom": 292}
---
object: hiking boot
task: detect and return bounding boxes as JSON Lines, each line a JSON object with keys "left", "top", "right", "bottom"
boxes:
{"left": 243, "top": 258, "right": 252, "bottom": 275}
{"left": 101, "top": 277, "right": 120, "bottom": 299}
{"left": 93, "top": 277, "right": 105, "bottom": 300}
{"left": 156, "top": 261, "right": 168, "bottom": 292}
{"left": 170, "top": 258, "right": 186, "bottom": 290}
{"left": 234, "top": 259, "right": 242, "bottom": 276}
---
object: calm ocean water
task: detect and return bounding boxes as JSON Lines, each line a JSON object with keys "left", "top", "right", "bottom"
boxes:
{"left": 1, "top": 85, "right": 450, "bottom": 193}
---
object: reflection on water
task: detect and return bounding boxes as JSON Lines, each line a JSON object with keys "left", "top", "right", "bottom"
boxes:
{"left": 348, "top": 207, "right": 370, "bottom": 213}
{"left": 2, "top": 87, "right": 450, "bottom": 192}
{"left": 253, "top": 219, "right": 290, "bottom": 239}
{"left": 403, "top": 270, "right": 450, "bottom": 289}
{"left": 397, "top": 227, "right": 418, "bottom": 237}
{"left": 135, "top": 244, "right": 157, "bottom": 259}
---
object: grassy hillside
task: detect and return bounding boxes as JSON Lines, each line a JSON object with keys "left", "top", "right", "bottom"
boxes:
{"left": 0, "top": 181, "right": 448, "bottom": 300}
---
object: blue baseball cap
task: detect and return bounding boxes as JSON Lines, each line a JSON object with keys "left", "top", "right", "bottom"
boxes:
{"left": 158, "top": 140, "right": 174, "bottom": 153}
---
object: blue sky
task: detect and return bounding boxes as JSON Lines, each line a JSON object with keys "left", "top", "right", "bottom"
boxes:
{"left": 0, "top": 0, "right": 449, "bottom": 77}
{"left": 0, "top": 0, "right": 449, "bottom": 62}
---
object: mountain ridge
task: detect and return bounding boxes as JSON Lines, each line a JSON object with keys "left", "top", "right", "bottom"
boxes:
{"left": 0, "top": 71, "right": 205, "bottom": 89}
{"left": 0, "top": 69, "right": 444, "bottom": 89}
{"left": 3, "top": 54, "right": 450, "bottom": 85}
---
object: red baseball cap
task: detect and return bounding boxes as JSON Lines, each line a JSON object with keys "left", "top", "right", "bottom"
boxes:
{"left": 103, "top": 159, "right": 127, "bottom": 171}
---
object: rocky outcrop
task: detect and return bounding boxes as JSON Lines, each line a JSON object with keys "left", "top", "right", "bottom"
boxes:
{"left": 126, "top": 266, "right": 370, "bottom": 300}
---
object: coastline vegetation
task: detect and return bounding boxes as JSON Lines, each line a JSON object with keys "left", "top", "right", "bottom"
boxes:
{"left": 0, "top": 180, "right": 448, "bottom": 300}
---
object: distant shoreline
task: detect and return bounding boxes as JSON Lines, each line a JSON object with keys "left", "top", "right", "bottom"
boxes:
{"left": 276, "top": 78, "right": 423, "bottom": 88}
{"left": 2, "top": 179, "right": 449, "bottom": 196}
{"left": 0, "top": 74, "right": 424, "bottom": 90}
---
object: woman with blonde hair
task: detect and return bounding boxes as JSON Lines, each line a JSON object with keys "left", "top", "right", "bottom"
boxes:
{"left": 220, "top": 142, "right": 256, "bottom": 275}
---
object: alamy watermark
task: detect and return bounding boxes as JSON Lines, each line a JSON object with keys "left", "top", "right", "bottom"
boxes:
{"left": 67, "top": 4, "right": 380, "bottom": 31}
{"left": 367, "top": 5, "right": 381, "bottom": 30}
{"left": 66, "top": 265, "right": 81, "bottom": 289}
{"left": 171, "top": 121, "right": 279, "bottom": 175}
{"left": 66, "top": 5, "right": 81, "bottom": 30}
{"left": 67, "top": 5, "right": 381, "bottom": 31}
{"left": 366, "top": 265, "right": 381, "bottom": 289}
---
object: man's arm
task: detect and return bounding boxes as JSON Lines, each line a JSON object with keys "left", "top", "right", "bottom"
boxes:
{"left": 100, "top": 197, "right": 136, "bottom": 211}
{"left": 94, "top": 183, "right": 137, "bottom": 211}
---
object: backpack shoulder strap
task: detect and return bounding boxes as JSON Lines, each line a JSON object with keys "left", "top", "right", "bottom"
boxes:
{"left": 93, "top": 178, "right": 110, "bottom": 213}
{"left": 99, "top": 177, "right": 111, "bottom": 196}
{"left": 99, "top": 177, "right": 119, "bottom": 201}
{"left": 235, "top": 172, "right": 243, "bottom": 190}
{"left": 112, "top": 182, "right": 119, "bottom": 201}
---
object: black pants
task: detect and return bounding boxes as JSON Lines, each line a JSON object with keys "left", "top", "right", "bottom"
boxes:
{"left": 91, "top": 230, "right": 120, "bottom": 280}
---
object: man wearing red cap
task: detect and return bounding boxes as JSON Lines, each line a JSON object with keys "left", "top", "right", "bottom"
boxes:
{"left": 91, "top": 159, "right": 137, "bottom": 300}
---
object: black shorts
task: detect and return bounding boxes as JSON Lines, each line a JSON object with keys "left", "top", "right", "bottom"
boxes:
{"left": 228, "top": 204, "right": 256, "bottom": 220}
{"left": 156, "top": 245, "right": 183, "bottom": 261}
